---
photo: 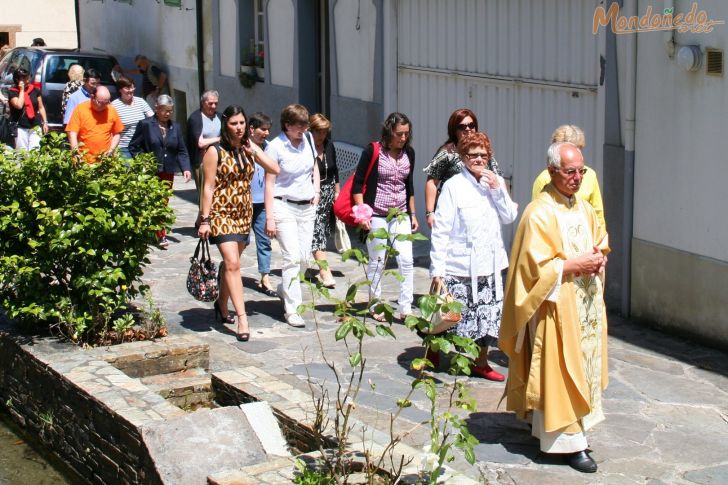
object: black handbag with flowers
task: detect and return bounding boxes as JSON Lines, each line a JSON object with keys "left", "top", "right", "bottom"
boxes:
{"left": 186, "top": 239, "right": 219, "bottom": 302}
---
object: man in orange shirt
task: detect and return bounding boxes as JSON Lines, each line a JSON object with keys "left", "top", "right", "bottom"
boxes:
{"left": 66, "top": 86, "right": 124, "bottom": 162}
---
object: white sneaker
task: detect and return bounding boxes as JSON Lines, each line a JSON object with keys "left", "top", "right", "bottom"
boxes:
{"left": 285, "top": 313, "right": 306, "bottom": 328}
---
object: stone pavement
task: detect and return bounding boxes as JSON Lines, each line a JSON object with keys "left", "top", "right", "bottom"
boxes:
{"left": 144, "top": 177, "right": 728, "bottom": 484}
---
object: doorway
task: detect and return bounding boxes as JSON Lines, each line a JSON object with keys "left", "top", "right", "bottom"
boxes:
{"left": 297, "top": 0, "right": 330, "bottom": 116}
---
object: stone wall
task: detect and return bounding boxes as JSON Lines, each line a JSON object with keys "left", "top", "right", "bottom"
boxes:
{"left": 0, "top": 329, "right": 208, "bottom": 484}
{"left": 0, "top": 336, "right": 161, "bottom": 484}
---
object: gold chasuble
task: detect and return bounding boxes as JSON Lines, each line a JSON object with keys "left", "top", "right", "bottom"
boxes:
{"left": 499, "top": 184, "right": 609, "bottom": 435}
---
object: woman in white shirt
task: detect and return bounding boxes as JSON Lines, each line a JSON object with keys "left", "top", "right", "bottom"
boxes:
{"left": 264, "top": 104, "right": 320, "bottom": 328}
{"left": 429, "top": 131, "right": 518, "bottom": 381}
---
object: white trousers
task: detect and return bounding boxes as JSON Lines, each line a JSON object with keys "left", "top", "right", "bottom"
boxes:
{"left": 366, "top": 216, "right": 414, "bottom": 315}
{"left": 15, "top": 127, "right": 41, "bottom": 150}
{"left": 273, "top": 198, "right": 315, "bottom": 317}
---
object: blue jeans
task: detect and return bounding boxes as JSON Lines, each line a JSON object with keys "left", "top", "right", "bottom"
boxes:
{"left": 251, "top": 203, "right": 271, "bottom": 274}
{"left": 119, "top": 147, "right": 133, "bottom": 159}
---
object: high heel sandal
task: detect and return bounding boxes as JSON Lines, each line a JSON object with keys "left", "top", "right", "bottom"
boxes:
{"left": 236, "top": 314, "right": 250, "bottom": 342}
{"left": 214, "top": 300, "right": 235, "bottom": 324}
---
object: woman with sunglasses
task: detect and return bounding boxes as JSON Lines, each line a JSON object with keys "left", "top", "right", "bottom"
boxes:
{"left": 429, "top": 131, "right": 517, "bottom": 381}
{"left": 198, "top": 105, "right": 279, "bottom": 341}
{"left": 422, "top": 108, "right": 502, "bottom": 228}
{"left": 7, "top": 68, "right": 49, "bottom": 150}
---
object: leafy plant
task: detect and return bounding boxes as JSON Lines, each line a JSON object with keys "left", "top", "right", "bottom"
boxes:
{"left": 238, "top": 71, "right": 257, "bottom": 88}
{"left": 39, "top": 411, "right": 54, "bottom": 427}
{"left": 140, "top": 288, "right": 167, "bottom": 339}
{"left": 0, "top": 132, "right": 174, "bottom": 342}
{"left": 112, "top": 313, "right": 135, "bottom": 343}
{"left": 300, "top": 208, "right": 480, "bottom": 483}
{"left": 293, "top": 459, "right": 335, "bottom": 485}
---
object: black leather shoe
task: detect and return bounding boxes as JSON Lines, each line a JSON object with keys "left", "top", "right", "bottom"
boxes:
{"left": 566, "top": 450, "right": 597, "bottom": 473}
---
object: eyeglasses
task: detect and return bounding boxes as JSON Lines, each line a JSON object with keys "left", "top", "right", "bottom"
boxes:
{"left": 457, "top": 122, "right": 476, "bottom": 130}
{"left": 465, "top": 153, "right": 488, "bottom": 160}
{"left": 93, "top": 98, "right": 111, "bottom": 105}
{"left": 560, "top": 168, "right": 588, "bottom": 176}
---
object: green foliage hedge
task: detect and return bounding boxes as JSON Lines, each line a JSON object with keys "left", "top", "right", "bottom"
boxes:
{"left": 0, "top": 134, "right": 174, "bottom": 340}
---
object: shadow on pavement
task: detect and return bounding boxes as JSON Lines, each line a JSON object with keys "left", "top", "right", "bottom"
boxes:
{"left": 174, "top": 186, "right": 199, "bottom": 205}
{"left": 465, "top": 411, "right": 541, "bottom": 460}
{"left": 608, "top": 313, "right": 728, "bottom": 378}
{"left": 396, "top": 346, "right": 446, "bottom": 383}
{"left": 177, "top": 307, "right": 233, "bottom": 335}
{"left": 173, "top": 226, "right": 198, "bottom": 238}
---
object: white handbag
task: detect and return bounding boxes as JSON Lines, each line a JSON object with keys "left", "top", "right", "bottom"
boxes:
{"left": 334, "top": 219, "right": 351, "bottom": 253}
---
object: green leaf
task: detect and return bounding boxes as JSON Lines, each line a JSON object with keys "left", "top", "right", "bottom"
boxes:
{"left": 382, "top": 269, "right": 405, "bottom": 283}
{"left": 335, "top": 320, "right": 353, "bottom": 341}
{"left": 418, "top": 294, "right": 438, "bottom": 319}
{"left": 396, "top": 398, "right": 412, "bottom": 408}
{"left": 375, "top": 324, "right": 395, "bottom": 339}
{"left": 349, "top": 352, "right": 362, "bottom": 367}
{"left": 368, "top": 228, "right": 389, "bottom": 240}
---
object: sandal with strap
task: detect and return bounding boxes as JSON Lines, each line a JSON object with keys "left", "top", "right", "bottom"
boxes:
{"left": 369, "top": 311, "right": 387, "bottom": 323}
{"left": 236, "top": 314, "right": 250, "bottom": 342}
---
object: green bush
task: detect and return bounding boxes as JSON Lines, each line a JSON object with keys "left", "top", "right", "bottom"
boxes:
{"left": 0, "top": 133, "right": 174, "bottom": 340}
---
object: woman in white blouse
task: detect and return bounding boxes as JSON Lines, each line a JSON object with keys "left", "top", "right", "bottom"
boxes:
{"left": 264, "top": 104, "right": 320, "bottom": 328}
{"left": 429, "top": 131, "right": 518, "bottom": 381}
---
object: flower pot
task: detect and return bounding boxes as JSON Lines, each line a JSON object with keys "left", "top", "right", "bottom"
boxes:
{"left": 240, "top": 65, "right": 256, "bottom": 76}
{"left": 256, "top": 67, "right": 265, "bottom": 80}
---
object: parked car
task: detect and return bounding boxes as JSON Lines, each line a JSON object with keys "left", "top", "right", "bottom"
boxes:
{"left": 0, "top": 47, "right": 119, "bottom": 131}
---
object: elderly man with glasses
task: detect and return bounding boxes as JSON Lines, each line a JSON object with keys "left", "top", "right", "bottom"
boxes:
{"left": 500, "top": 142, "right": 610, "bottom": 474}
{"left": 65, "top": 85, "right": 123, "bottom": 163}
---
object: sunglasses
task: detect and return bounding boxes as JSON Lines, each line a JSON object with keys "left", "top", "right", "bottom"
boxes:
{"left": 457, "top": 122, "right": 476, "bottom": 130}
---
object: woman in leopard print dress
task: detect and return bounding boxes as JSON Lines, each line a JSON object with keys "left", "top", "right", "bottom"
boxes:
{"left": 197, "top": 105, "right": 279, "bottom": 341}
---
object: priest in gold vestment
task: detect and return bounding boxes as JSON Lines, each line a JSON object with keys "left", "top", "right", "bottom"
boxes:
{"left": 499, "top": 142, "right": 609, "bottom": 473}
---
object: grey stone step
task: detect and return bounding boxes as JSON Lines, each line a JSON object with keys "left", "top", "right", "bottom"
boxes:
{"left": 141, "top": 406, "right": 268, "bottom": 485}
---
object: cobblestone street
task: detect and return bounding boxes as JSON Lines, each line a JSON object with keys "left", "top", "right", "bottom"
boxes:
{"left": 142, "top": 177, "right": 728, "bottom": 484}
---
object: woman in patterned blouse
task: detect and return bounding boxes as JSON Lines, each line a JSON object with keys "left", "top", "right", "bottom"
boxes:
{"left": 422, "top": 108, "right": 502, "bottom": 228}
{"left": 197, "top": 105, "right": 279, "bottom": 341}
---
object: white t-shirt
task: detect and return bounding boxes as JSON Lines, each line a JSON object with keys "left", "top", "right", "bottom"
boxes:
{"left": 111, "top": 97, "right": 152, "bottom": 150}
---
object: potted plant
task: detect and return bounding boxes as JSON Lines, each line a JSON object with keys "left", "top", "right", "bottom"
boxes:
{"left": 240, "top": 39, "right": 256, "bottom": 76}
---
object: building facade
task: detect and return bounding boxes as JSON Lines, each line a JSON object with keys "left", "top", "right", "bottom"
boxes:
{"left": 76, "top": 0, "right": 728, "bottom": 349}
{"left": 0, "top": 0, "right": 77, "bottom": 48}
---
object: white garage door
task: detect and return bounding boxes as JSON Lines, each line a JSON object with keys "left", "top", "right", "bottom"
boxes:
{"left": 396, "top": 0, "right": 605, "bottom": 245}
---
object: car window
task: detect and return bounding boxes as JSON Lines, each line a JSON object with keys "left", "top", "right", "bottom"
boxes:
{"left": 45, "top": 55, "right": 117, "bottom": 85}
{"left": 0, "top": 50, "right": 24, "bottom": 85}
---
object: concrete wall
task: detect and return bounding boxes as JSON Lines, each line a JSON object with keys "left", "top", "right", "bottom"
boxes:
{"left": 631, "top": 239, "right": 728, "bottom": 348}
{"left": 631, "top": 1, "right": 728, "bottom": 347}
{"left": 0, "top": 0, "right": 77, "bottom": 48}
{"left": 77, "top": 0, "right": 199, "bottom": 122}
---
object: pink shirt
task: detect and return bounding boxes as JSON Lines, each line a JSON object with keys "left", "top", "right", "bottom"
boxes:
{"left": 373, "top": 150, "right": 410, "bottom": 216}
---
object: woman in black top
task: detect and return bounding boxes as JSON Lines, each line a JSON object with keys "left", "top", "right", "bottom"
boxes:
{"left": 7, "top": 68, "right": 48, "bottom": 150}
{"left": 309, "top": 113, "right": 340, "bottom": 288}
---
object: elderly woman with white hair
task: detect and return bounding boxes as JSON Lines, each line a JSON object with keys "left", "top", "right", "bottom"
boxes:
{"left": 531, "top": 124, "right": 605, "bottom": 228}
{"left": 129, "top": 94, "right": 191, "bottom": 247}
